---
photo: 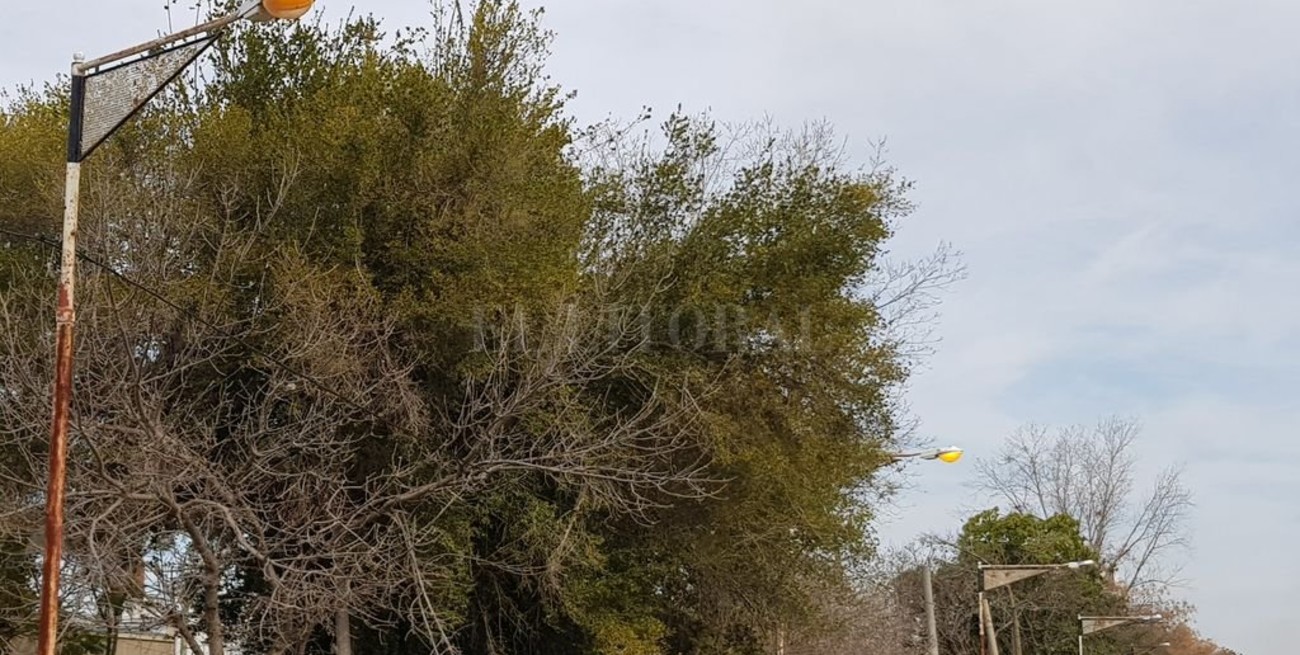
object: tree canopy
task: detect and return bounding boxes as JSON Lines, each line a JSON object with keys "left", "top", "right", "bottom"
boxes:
{"left": 0, "top": 3, "right": 941, "bottom": 654}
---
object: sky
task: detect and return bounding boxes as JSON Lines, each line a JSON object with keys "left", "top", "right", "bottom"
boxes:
{"left": 2, "top": 1, "right": 1297, "bottom": 653}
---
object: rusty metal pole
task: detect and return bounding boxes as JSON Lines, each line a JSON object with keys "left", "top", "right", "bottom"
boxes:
{"left": 31, "top": 7, "right": 304, "bottom": 653}
{"left": 35, "top": 53, "right": 86, "bottom": 655}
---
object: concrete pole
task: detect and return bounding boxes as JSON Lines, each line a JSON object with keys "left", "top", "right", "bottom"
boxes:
{"left": 1009, "top": 587, "right": 1023, "bottom": 655}
{"left": 981, "top": 593, "right": 1000, "bottom": 655}
{"left": 923, "top": 566, "right": 939, "bottom": 655}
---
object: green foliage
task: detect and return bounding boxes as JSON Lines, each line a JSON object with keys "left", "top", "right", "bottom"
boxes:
{"left": 0, "top": 2, "right": 923, "bottom": 654}
{"left": 553, "top": 113, "right": 910, "bottom": 653}
{"left": 913, "top": 510, "right": 1129, "bottom": 655}
{"left": 0, "top": 87, "right": 64, "bottom": 290}
{"left": 958, "top": 509, "right": 1099, "bottom": 566}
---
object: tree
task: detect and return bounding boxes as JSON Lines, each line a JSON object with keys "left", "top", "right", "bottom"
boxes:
{"left": 961, "top": 510, "right": 1119, "bottom": 655}
{"left": 0, "top": 1, "right": 958, "bottom": 653}
{"left": 778, "top": 579, "right": 920, "bottom": 655}
{"left": 882, "top": 511, "right": 1126, "bottom": 655}
{"left": 563, "top": 111, "right": 944, "bottom": 654}
{"left": 973, "top": 418, "right": 1192, "bottom": 599}
{"left": 1, "top": 3, "right": 708, "bottom": 651}
{"left": 890, "top": 502, "right": 1237, "bottom": 655}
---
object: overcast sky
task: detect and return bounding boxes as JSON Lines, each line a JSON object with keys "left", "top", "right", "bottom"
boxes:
{"left": 3, "top": 1, "right": 1297, "bottom": 653}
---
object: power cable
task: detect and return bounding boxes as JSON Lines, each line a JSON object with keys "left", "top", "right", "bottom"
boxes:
{"left": 0, "top": 226, "right": 375, "bottom": 416}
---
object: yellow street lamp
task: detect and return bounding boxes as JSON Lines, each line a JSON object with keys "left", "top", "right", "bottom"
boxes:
{"left": 935, "top": 447, "right": 964, "bottom": 463}
{"left": 890, "top": 446, "right": 964, "bottom": 464}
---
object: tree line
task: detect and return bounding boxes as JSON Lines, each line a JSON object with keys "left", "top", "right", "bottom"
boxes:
{"left": 0, "top": 2, "right": 1236, "bottom": 654}
{"left": 0, "top": 2, "right": 953, "bottom": 653}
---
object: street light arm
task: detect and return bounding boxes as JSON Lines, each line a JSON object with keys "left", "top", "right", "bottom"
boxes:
{"left": 1133, "top": 642, "right": 1172, "bottom": 655}
{"left": 79, "top": 0, "right": 261, "bottom": 73}
{"left": 980, "top": 560, "right": 1095, "bottom": 592}
{"left": 35, "top": 3, "right": 312, "bottom": 655}
{"left": 1079, "top": 615, "right": 1163, "bottom": 622}
{"left": 1079, "top": 615, "right": 1164, "bottom": 636}
{"left": 979, "top": 560, "right": 1095, "bottom": 571}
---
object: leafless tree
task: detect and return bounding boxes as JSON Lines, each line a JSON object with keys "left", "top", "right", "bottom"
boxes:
{"left": 972, "top": 418, "right": 1192, "bottom": 598}
{"left": 781, "top": 586, "right": 922, "bottom": 655}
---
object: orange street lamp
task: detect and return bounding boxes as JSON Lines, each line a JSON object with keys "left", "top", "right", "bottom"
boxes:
{"left": 37, "top": 3, "right": 315, "bottom": 655}
{"left": 260, "top": 0, "right": 317, "bottom": 20}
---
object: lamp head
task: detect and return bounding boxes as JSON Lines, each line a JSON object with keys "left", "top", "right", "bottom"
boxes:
{"left": 936, "top": 447, "right": 964, "bottom": 463}
{"left": 261, "top": 0, "right": 315, "bottom": 20}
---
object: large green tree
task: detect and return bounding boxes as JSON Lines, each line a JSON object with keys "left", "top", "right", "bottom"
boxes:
{"left": 901, "top": 510, "right": 1135, "bottom": 655}
{"left": 0, "top": 2, "right": 936, "bottom": 653}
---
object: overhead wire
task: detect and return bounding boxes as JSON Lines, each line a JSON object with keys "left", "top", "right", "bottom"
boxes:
{"left": 0, "top": 226, "right": 375, "bottom": 416}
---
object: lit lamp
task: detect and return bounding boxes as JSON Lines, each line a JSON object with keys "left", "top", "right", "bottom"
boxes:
{"left": 260, "top": 0, "right": 317, "bottom": 20}
{"left": 888, "top": 444, "right": 964, "bottom": 655}
{"left": 935, "top": 447, "right": 964, "bottom": 463}
{"left": 889, "top": 446, "right": 964, "bottom": 464}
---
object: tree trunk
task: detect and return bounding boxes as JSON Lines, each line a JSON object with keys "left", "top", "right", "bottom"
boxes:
{"left": 203, "top": 574, "right": 224, "bottom": 655}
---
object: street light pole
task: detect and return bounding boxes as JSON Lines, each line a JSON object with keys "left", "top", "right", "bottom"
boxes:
{"left": 978, "top": 589, "right": 1000, "bottom": 655}
{"left": 885, "top": 447, "right": 962, "bottom": 655}
{"left": 35, "top": 52, "right": 87, "bottom": 655}
{"left": 823, "top": 448, "right": 962, "bottom": 655}
{"left": 922, "top": 565, "right": 939, "bottom": 655}
{"left": 977, "top": 561, "right": 1096, "bottom": 655}
{"left": 1077, "top": 615, "right": 1164, "bottom": 655}
{"left": 35, "top": 3, "right": 314, "bottom": 654}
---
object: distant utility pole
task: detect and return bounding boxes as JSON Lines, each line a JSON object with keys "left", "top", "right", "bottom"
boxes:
{"left": 977, "top": 561, "right": 1096, "bottom": 655}
{"left": 1078, "top": 615, "right": 1163, "bottom": 655}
